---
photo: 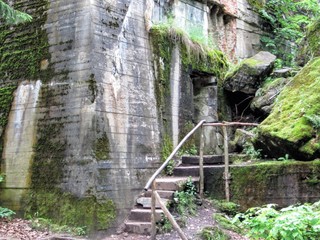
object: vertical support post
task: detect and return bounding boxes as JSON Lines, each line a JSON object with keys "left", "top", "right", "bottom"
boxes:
{"left": 222, "top": 125, "right": 230, "bottom": 201}
{"left": 154, "top": 191, "right": 188, "bottom": 240}
{"left": 199, "top": 126, "right": 205, "bottom": 197}
{"left": 151, "top": 180, "right": 156, "bottom": 239}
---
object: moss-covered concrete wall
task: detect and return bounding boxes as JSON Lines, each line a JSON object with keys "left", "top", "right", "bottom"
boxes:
{"left": 205, "top": 160, "right": 320, "bottom": 209}
{"left": 0, "top": 0, "right": 160, "bottom": 233}
{"left": 0, "top": 0, "right": 267, "bottom": 234}
{"left": 149, "top": 23, "right": 229, "bottom": 154}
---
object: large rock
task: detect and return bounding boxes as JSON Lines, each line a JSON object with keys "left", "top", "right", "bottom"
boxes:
{"left": 296, "top": 18, "right": 320, "bottom": 66}
{"left": 251, "top": 77, "right": 290, "bottom": 116}
{"left": 224, "top": 51, "right": 276, "bottom": 94}
{"left": 254, "top": 57, "right": 320, "bottom": 160}
{"left": 230, "top": 128, "right": 255, "bottom": 152}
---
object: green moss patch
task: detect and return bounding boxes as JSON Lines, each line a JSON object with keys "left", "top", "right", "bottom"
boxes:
{"left": 0, "top": 85, "right": 16, "bottom": 127}
{"left": 94, "top": 132, "right": 110, "bottom": 160}
{"left": 25, "top": 190, "right": 116, "bottom": 231}
{"left": 150, "top": 24, "right": 229, "bottom": 158}
{"left": 0, "top": 85, "right": 17, "bottom": 155}
{"left": 306, "top": 17, "right": 320, "bottom": 58}
{"left": 31, "top": 123, "right": 65, "bottom": 189}
{"left": 29, "top": 123, "right": 116, "bottom": 231}
{"left": 257, "top": 57, "right": 320, "bottom": 159}
{"left": 225, "top": 58, "right": 264, "bottom": 80}
{"left": 247, "top": 0, "right": 265, "bottom": 11}
{"left": 0, "top": 0, "right": 53, "bottom": 81}
{"left": 230, "top": 161, "right": 320, "bottom": 209}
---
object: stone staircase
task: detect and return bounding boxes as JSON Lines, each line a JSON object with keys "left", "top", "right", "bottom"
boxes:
{"left": 124, "top": 176, "right": 199, "bottom": 234}
{"left": 124, "top": 154, "right": 230, "bottom": 235}
{"left": 173, "top": 155, "right": 226, "bottom": 177}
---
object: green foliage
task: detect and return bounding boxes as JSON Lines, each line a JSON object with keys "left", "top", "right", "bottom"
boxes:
{"left": 259, "top": 0, "right": 320, "bottom": 66}
{"left": 0, "top": 0, "right": 32, "bottom": 24}
{"left": 211, "top": 200, "right": 240, "bottom": 217}
{"left": 213, "top": 213, "right": 243, "bottom": 234}
{"left": 305, "top": 114, "right": 320, "bottom": 131}
{"left": 0, "top": 0, "right": 53, "bottom": 81}
{"left": 0, "top": 175, "right": 16, "bottom": 219}
{"left": 172, "top": 177, "right": 197, "bottom": 216}
{"left": 0, "top": 86, "right": 16, "bottom": 127}
{"left": 178, "top": 144, "right": 198, "bottom": 156}
{"left": 277, "top": 154, "right": 289, "bottom": 161}
{"left": 157, "top": 215, "right": 173, "bottom": 233}
{"left": 161, "top": 134, "right": 174, "bottom": 175}
{"left": 0, "top": 85, "right": 16, "bottom": 154}
{"left": 30, "top": 217, "right": 86, "bottom": 236}
{"left": 178, "top": 121, "right": 198, "bottom": 156}
{"left": 233, "top": 201, "right": 320, "bottom": 240}
{"left": 200, "top": 226, "right": 230, "bottom": 240}
{"left": 187, "top": 25, "right": 216, "bottom": 49}
{"left": 150, "top": 22, "right": 229, "bottom": 80}
{"left": 0, "top": 207, "right": 15, "bottom": 219}
{"left": 243, "top": 143, "right": 262, "bottom": 160}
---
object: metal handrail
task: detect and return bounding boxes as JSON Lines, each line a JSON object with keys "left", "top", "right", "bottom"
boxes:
{"left": 144, "top": 119, "right": 206, "bottom": 190}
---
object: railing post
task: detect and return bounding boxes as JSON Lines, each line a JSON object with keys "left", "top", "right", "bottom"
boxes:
{"left": 151, "top": 180, "right": 156, "bottom": 239}
{"left": 222, "top": 125, "right": 230, "bottom": 201}
{"left": 199, "top": 125, "right": 204, "bottom": 197}
{"left": 154, "top": 191, "right": 188, "bottom": 240}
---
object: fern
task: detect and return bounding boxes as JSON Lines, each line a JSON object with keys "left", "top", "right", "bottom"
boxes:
{"left": 0, "top": 0, "right": 32, "bottom": 24}
{"left": 305, "top": 114, "right": 320, "bottom": 130}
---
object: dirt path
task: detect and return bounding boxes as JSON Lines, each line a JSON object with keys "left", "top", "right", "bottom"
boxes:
{"left": 104, "top": 200, "right": 248, "bottom": 240}
{"left": 0, "top": 200, "right": 248, "bottom": 240}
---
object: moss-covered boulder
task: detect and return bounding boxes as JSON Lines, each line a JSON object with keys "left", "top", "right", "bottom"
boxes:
{"left": 224, "top": 51, "right": 276, "bottom": 95}
{"left": 254, "top": 57, "right": 320, "bottom": 160}
{"left": 251, "top": 77, "right": 290, "bottom": 116}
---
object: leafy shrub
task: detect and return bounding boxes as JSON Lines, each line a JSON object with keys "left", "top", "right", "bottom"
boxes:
{"left": 0, "top": 207, "right": 15, "bottom": 219}
{"left": 243, "top": 143, "right": 262, "bottom": 160}
{"left": 211, "top": 199, "right": 240, "bottom": 216}
{"left": 178, "top": 144, "right": 198, "bottom": 156}
{"left": 200, "top": 226, "right": 230, "bottom": 240}
{"left": 0, "top": 175, "right": 15, "bottom": 219}
{"left": 233, "top": 201, "right": 320, "bottom": 239}
{"left": 213, "top": 213, "right": 243, "bottom": 234}
{"left": 157, "top": 215, "right": 173, "bottom": 233}
{"left": 172, "top": 177, "right": 197, "bottom": 216}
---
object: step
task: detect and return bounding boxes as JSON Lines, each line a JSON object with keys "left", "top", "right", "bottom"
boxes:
{"left": 136, "top": 197, "right": 169, "bottom": 208}
{"left": 155, "top": 176, "right": 199, "bottom": 191}
{"left": 144, "top": 190, "right": 174, "bottom": 199}
{"left": 182, "top": 155, "right": 224, "bottom": 165}
{"left": 124, "top": 221, "right": 151, "bottom": 235}
{"left": 181, "top": 154, "right": 248, "bottom": 165}
{"left": 173, "top": 165, "right": 225, "bottom": 177}
{"left": 129, "top": 208, "right": 163, "bottom": 222}
{"left": 173, "top": 165, "right": 201, "bottom": 177}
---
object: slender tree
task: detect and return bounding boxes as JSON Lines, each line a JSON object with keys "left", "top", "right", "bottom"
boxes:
{"left": 0, "top": 0, "right": 32, "bottom": 24}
